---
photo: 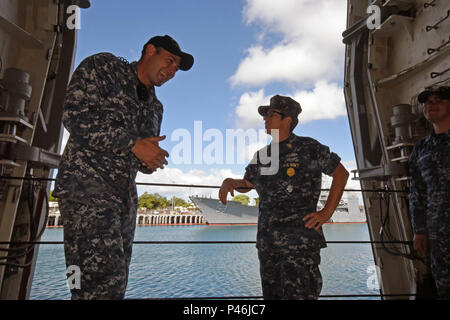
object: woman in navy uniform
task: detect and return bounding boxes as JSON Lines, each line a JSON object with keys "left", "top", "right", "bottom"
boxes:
{"left": 219, "top": 95, "right": 349, "bottom": 299}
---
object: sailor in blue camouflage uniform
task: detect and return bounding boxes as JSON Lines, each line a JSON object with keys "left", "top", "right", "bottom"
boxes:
{"left": 219, "top": 95, "right": 349, "bottom": 299}
{"left": 409, "top": 86, "right": 450, "bottom": 299}
{"left": 53, "top": 35, "right": 193, "bottom": 299}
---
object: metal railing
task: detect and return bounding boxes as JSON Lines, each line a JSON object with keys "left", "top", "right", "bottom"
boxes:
{"left": 0, "top": 176, "right": 418, "bottom": 299}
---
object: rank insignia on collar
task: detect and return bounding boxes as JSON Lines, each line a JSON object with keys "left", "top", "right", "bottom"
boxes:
{"left": 286, "top": 167, "right": 295, "bottom": 177}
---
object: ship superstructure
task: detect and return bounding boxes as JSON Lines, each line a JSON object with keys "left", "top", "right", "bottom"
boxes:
{"left": 0, "top": 0, "right": 88, "bottom": 299}
{"left": 190, "top": 192, "right": 366, "bottom": 225}
{"left": 343, "top": 0, "right": 449, "bottom": 298}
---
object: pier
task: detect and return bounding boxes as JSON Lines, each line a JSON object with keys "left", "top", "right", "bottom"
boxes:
{"left": 46, "top": 202, "right": 207, "bottom": 227}
{"left": 136, "top": 212, "right": 206, "bottom": 225}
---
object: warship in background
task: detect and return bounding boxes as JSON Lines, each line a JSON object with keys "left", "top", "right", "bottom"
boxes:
{"left": 190, "top": 191, "right": 366, "bottom": 225}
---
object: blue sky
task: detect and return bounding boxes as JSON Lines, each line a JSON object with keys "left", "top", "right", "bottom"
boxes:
{"left": 66, "top": 0, "right": 358, "bottom": 200}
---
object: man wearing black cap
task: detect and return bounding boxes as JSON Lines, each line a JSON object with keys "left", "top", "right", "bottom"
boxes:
{"left": 54, "top": 35, "right": 193, "bottom": 299}
{"left": 408, "top": 85, "right": 450, "bottom": 299}
{"left": 219, "top": 95, "right": 349, "bottom": 299}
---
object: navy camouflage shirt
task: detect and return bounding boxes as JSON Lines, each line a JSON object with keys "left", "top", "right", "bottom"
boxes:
{"left": 244, "top": 133, "right": 341, "bottom": 250}
{"left": 408, "top": 130, "right": 450, "bottom": 239}
{"left": 54, "top": 53, "right": 162, "bottom": 202}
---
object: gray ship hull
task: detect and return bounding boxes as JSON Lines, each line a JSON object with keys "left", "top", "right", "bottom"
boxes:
{"left": 190, "top": 194, "right": 366, "bottom": 225}
{"left": 190, "top": 196, "right": 258, "bottom": 225}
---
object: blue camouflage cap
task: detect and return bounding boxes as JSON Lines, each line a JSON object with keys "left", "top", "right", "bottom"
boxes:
{"left": 418, "top": 86, "right": 450, "bottom": 103}
{"left": 258, "top": 95, "right": 302, "bottom": 119}
{"left": 258, "top": 95, "right": 302, "bottom": 131}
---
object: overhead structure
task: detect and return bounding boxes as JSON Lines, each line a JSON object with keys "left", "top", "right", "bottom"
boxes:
{"left": 343, "top": 0, "right": 449, "bottom": 299}
{"left": 0, "top": 0, "right": 89, "bottom": 299}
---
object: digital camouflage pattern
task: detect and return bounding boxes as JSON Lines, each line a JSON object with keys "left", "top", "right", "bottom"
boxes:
{"left": 258, "top": 247, "right": 322, "bottom": 299}
{"left": 244, "top": 133, "right": 341, "bottom": 299}
{"left": 409, "top": 130, "right": 450, "bottom": 299}
{"left": 54, "top": 53, "right": 162, "bottom": 299}
{"left": 59, "top": 198, "right": 136, "bottom": 299}
{"left": 244, "top": 133, "right": 341, "bottom": 250}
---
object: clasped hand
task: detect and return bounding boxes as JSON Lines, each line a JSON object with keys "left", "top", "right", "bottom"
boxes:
{"left": 132, "top": 135, "right": 169, "bottom": 171}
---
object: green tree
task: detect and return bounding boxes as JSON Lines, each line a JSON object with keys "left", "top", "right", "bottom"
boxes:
{"left": 49, "top": 190, "right": 57, "bottom": 202}
{"left": 254, "top": 197, "right": 259, "bottom": 206}
{"left": 155, "top": 194, "right": 170, "bottom": 208}
{"left": 138, "top": 192, "right": 156, "bottom": 209}
{"left": 138, "top": 192, "right": 171, "bottom": 209}
{"left": 170, "top": 196, "right": 187, "bottom": 207}
{"left": 232, "top": 194, "right": 250, "bottom": 206}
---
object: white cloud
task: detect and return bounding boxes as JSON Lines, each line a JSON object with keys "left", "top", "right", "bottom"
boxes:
{"left": 235, "top": 89, "right": 268, "bottom": 129}
{"left": 235, "top": 81, "right": 346, "bottom": 129}
{"left": 231, "top": 0, "right": 347, "bottom": 87}
{"left": 231, "top": 1, "right": 348, "bottom": 128}
{"left": 243, "top": 0, "right": 346, "bottom": 43}
{"left": 293, "top": 80, "right": 347, "bottom": 123}
{"left": 231, "top": 40, "right": 343, "bottom": 87}
{"left": 136, "top": 167, "right": 258, "bottom": 201}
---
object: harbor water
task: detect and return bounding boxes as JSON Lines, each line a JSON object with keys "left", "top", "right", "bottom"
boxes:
{"left": 29, "top": 223, "right": 380, "bottom": 300}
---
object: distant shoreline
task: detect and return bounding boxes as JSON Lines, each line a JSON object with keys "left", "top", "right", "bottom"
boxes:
{"left": 46, "top": 221, "right": 366, "bottom": 228}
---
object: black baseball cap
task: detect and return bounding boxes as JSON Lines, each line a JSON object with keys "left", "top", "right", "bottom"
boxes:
{"left": 144, "top": 35, "right": 194, "bottom": 71}
{"left": 417, "top": 86, "right": 450, "bottom": 103}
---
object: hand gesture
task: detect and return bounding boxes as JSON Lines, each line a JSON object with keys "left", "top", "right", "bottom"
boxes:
{"left": 132, "top": 136, "right": 169, "bottom": 171}
{"left": 219, "top": 178, "right": 236, "bottom": 205}
{"left": 303, "top": 209, "right": 333, "bottom": 230}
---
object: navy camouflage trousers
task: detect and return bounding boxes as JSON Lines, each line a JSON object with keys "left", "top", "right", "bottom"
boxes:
{"left": 258, "top": 246, "right": 322, "bottom": 300}
{"left": 59, "top": 197, "right": 137, "bottom": 300}
{"left": 430, "top": 239, "right": 450, "bottom": 299}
